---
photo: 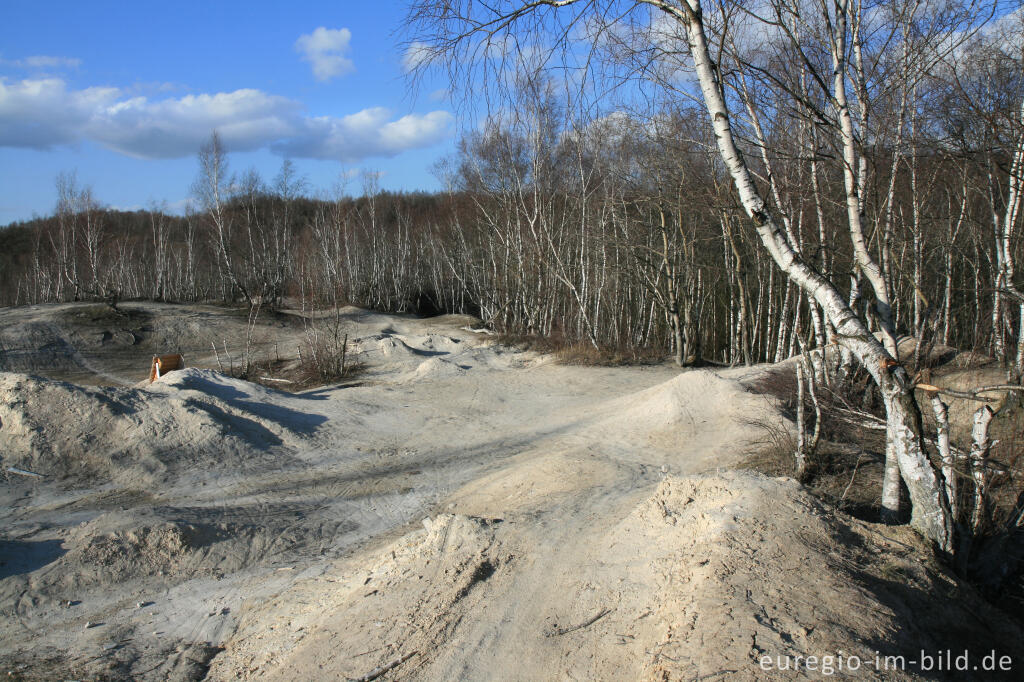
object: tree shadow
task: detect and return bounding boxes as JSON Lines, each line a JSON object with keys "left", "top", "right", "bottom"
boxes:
{"left": 835, "top": 533, "right": 1024, "bottom": 681}
{"left": 854, "top": 570, "right": 1023, "bottom": 680}
{"left": 174, "top": 374, "right": 328, "bottom": 436}
{"left": 0, "top": 539, "right": 66, "bottom": 579}
{"left": 181, "top": 399, "right": 285, "bottom": 448}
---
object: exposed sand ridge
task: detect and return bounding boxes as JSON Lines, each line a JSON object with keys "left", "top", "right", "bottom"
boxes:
{"left": 0, "top": 303, "right": 1020, "bottom": 680}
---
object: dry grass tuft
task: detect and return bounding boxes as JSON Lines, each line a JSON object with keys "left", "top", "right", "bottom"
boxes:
{"left": 740, "top": 362, "right": 890, "bottom": 522}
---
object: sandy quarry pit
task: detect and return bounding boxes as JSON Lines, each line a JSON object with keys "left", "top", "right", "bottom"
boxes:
{"left": 1, "top": 302, "right": 1021, "bottom": 680}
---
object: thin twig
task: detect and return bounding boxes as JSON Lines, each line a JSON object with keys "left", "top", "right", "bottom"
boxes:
{"left": 832, "top": 405, "right": 971, "bottom": 460}
{"left": 917, "top": 383, "right": 1024, "bottom": 403}
{"left": 212, "top": 341, "right": 224, "bottom": 372}
{"left": 831, "top": 406, "right": 886, "bottom": 430}
{"left": 348, "top": 651, "right": 418, "bottom": 682}
{"left": 545, "top": 608, "right": 612, "bottom": 637}
{"left": 6, "top": 467, "right": 44, "bottom": 479}
{"left": 840, "top": 452, "right": 863, "bottom": 502}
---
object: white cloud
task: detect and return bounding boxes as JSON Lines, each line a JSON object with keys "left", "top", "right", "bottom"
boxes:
{"left": 0, "top": 77, "right": 453, "bottom": 161}
{"left": 979, "top": 5, "right": 1024, "bottom": 54}
{"left": 125, "top": 81, "right": 189, "bottom": 95}
{"left": 274, "top": 108, "right": 453, "bottom": 162}
{"left": 88, "top": 89, "right": 301, "bottom": 158}
{"left": 1, "top": 55, "right": 82, "bottom": 70}
{"left": 402, "top": 41, "right": 432, "bottom": 72}
{"left": 163, "top": 197, "right": 195, "bottom": 215}
{"left": 0, "top": 78, "right": 118, "bottom": 148}
{"left": 295, "top": 27, "right": 355, "bottom": 81}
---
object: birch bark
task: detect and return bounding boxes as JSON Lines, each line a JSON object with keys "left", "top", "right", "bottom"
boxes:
{"left": 649, "top": 0, "right": 952, "bottom": 549}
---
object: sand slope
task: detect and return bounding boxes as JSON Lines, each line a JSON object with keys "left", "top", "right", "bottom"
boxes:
{"left": 0, "top": 303, "right": 1020, "bottom": 681}
{"left": 210, "top": 470, "right": 1022, "bottom": 681}
{"left": 0, "top": 369, "right": 303, "bottom": 486}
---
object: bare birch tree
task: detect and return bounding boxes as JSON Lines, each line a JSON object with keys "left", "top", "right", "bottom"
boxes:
{"left": 402, "top": 0, "right": 967, "bottom": 549}
{"left": 193, "top": 132, "right": 251, "bottom": 305}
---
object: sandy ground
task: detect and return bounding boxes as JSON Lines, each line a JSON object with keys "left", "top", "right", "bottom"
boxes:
{"left": 1, "top": 303, "right": 1021, "bottom": 680}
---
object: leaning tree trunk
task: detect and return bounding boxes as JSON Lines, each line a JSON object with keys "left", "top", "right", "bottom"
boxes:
{"left": 664, "top": 0, "right": 953, "bottom": 550}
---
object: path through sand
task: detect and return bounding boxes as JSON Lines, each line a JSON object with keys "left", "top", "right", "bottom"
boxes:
{"left": 2, "top": 304, "right": 1020, "bottom": 680}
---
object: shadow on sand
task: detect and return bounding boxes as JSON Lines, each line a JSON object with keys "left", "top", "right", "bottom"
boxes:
{"left": 173, "top": 372, "right": 328, "bottom": 436}
{"left": 0, "top": 539, "right": 66, "bottom": 579}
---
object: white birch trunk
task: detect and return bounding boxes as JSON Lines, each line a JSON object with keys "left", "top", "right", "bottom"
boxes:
{"left": 829, "top": 0, "right": 898, "bottom": 358}
{"left": 930, "top": 393, "right": 956, "bottom": 521}
{"left": 969, "top": 406, "right": 995, "bottom": 534}
{"left": 654, "top": 0, "right": 953, "bottom": 550}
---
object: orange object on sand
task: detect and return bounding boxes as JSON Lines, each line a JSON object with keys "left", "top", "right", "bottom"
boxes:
{"left": 149, "top": 354, "right": 185, "bottom": 382}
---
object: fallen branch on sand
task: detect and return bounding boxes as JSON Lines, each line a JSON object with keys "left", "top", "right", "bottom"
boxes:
{"left": 916, "top": 383, "right": 1024, "bottom": 403}
{"left": 545, "top": 608, "right": 612, "bottom": 637}
{"left": 6, "top": 466, "right": 44, "bottom": 478}
{"left": 348, "top": 650, "right": 418, "bottom": 682}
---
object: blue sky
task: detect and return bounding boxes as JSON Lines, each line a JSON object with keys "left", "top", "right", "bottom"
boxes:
{"left": 0, "top": 1, "right": 454, "bottom": 224}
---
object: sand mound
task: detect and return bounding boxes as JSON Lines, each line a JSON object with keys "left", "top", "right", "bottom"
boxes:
{"left": 413, "top": 334, "right": 464, "bottom": 354}
{"left": 595, "top": 369, "right": 784, "bottom": 457}
{"left": 0, "top": 505, "right": 355, "bottom": 606}
{"left": 59, "top": 518, "right": 292, "bottom": 586}
{"left": 151, "top": 367, "right": 295, "bottom": 406}
{"left": 208, "top": 471, "right": 1023, "bottom": 681}
{"left": 363, "top": 334, "right": 467, "bottom": 369}
{"left": 208, "top": 514, "right": 507, "bottom": 680}
{"left": 66, "top": 517, "right": 226, "bottom": 585}
{"left": 450, "top": 451, "right": 624, "bottom": 516}
{"left": 405, "top": 357, "right": 467, "bottom": 382}
{"left": 0, "top": 369, "right": 300, "bottom": 486}
{"left": 588, "top": 472, "right": 884, "bottom": 678}
{"left": 368, "top": 335, "right": 421, "bottom": 359}
{"left": 604, "top": 369, "right": 769, "bottom": 428}
{"left": 545, "top": 470, "right": 1024, "bottom": 680}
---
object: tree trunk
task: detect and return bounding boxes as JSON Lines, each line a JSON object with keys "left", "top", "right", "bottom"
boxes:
{"left": 670, "top": 0, "right": 952, "bottom": 550}
{"left": 930, "top": 392, "right": 956, "bottom": 521}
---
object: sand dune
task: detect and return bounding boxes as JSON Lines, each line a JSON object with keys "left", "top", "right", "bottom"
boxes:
{"left": 1, "top": 303, "right": 1020, "bottom": 681}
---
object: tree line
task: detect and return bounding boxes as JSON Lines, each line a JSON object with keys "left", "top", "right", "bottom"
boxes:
{"left": 2, "top": 60, "right": 1020, "bottom": 374}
